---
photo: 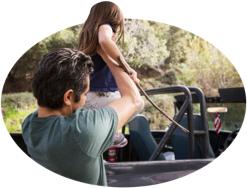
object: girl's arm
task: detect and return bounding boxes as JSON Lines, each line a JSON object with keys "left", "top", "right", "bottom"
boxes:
{"left": 98, "top": 24, "right": 139, "bottom": 83}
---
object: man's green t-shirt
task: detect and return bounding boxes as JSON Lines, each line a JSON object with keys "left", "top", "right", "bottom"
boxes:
{"left": 22, "top": 107, "right": 118, "bottom": 186}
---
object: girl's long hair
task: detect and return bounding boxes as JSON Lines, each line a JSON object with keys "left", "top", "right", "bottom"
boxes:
{"left": 78, "top": 1, "right": 124, "bottom": 56}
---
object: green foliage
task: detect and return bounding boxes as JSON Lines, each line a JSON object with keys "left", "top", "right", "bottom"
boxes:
{"left": 3, "top": 25, "right": 81, "bottom": 93}
{"left": 1, "top": 92, "right": 37, "bottom": 133}
{"left": 142, "top": 94, "right": 175, "bottom": 130}
{"left": 121, "top": 19, "right": 170, "bottom": 68}
{"left": 165, "top": 26, "right": 192, "bottom": 65}
{"left": 174, "top": 36, "right": 243, "bottom": 96}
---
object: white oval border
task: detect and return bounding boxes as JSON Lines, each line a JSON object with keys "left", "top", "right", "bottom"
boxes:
{"left": 0, "top": 0, "right": 246, "bottom": 188}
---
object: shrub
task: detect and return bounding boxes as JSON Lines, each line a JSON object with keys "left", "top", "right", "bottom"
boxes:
{"left": 1, "top": 92, "right": 37, "bottom": 133}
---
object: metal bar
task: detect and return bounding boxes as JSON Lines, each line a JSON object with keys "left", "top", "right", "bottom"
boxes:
{"left": 188, "top": 87, "right": 211, "bottom": 158}
{"left": 116, "top": 56, "right": 189, "bottom": 133}
{"left": 149, "top": 86, "right": 193, "bottom": 160}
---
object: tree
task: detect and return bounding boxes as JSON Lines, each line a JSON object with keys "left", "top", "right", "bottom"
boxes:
{"left": 121, "top": 19, "right": 169, "bottom": 68}
{"left": 175, "top": 35, "right": 243, "bottom": 96}
{"left": 3, "top": 25, "right": 81, "bottom": 93}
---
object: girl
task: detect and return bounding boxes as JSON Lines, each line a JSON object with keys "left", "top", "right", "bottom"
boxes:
{"left": 78, "top": 1, "right": 140, "bottom": 148}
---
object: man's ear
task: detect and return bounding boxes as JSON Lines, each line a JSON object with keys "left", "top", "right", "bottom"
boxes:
{"left": 63, "top": 89, "right": 74, "bottom": 106}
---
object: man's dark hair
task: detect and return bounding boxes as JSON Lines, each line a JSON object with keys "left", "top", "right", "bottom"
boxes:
{"left": 32, "top": 48, "right": 93, "bottom": 109}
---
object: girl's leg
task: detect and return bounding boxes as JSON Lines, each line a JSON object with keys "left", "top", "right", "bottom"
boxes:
{"left": 85, "top": 91, "right": 121, "bottom": 108}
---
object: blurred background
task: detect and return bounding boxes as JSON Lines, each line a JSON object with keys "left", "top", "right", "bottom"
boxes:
{"left": 1, "top": 19, "right": 245, "bottom": 133}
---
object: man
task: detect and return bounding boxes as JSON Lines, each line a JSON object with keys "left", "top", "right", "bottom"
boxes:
{"left": 22, "top": 48, "right": 144, "bottom": 186}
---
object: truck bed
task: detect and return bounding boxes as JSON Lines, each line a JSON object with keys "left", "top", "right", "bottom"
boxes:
{"left": 106, "top": 159, "right": 213, "bottom": 187}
